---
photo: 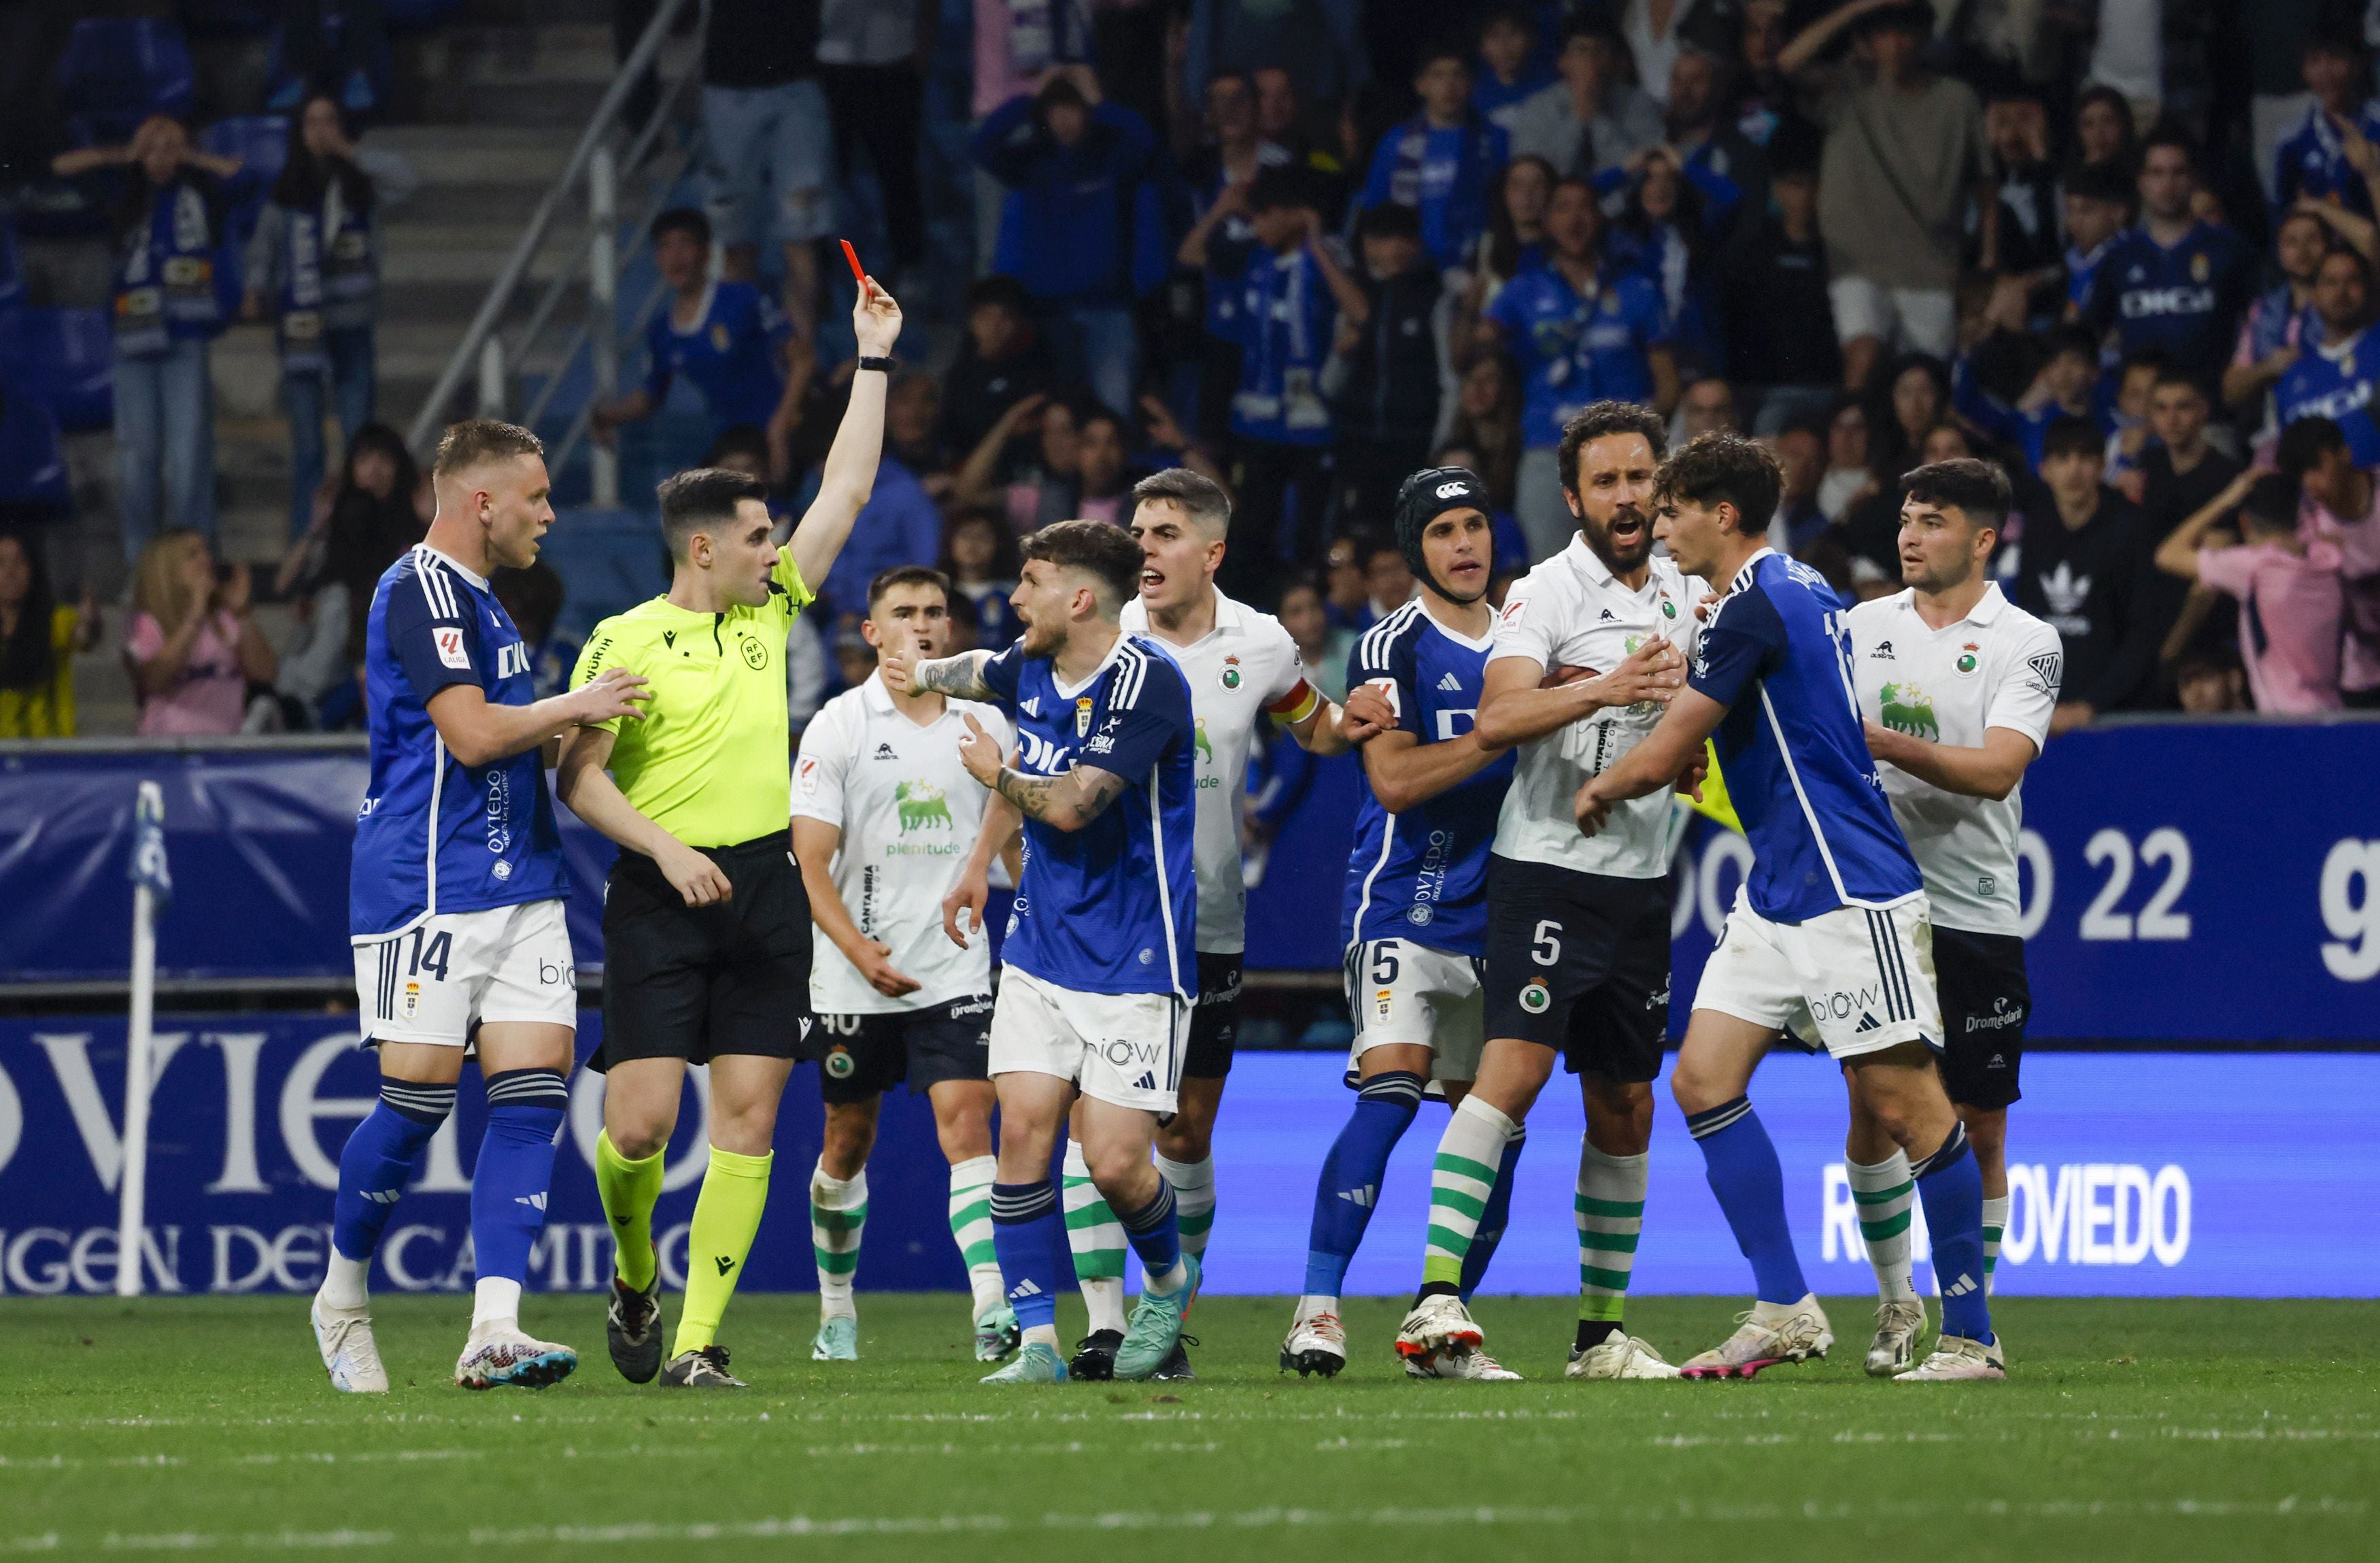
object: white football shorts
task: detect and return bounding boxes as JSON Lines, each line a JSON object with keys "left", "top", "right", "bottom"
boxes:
{"left": 1692, "top": 887, "right": 1941, "bottom": 1060}
{"left": 987, "top": 967, "right": 1189, "bottom": 1114}
{"left": 1342, "top": 937, "right": 1485, "bottom": 1086}
{"left": 352, "top": 898, "right": 578, "bottom": 1047}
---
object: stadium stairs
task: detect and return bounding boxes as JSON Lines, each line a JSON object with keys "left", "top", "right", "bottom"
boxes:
{"left": 37, "top": 0, "right": 689, "bottom": 733}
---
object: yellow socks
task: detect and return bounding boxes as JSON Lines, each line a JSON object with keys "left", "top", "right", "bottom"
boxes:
{"left": 673, "top": 1146, "right": 773, "bottom": 1356}
{"left": 594, "top": 1130, "right": 665, "bottom": 1292}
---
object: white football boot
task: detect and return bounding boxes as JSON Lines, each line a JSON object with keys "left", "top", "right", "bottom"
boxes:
{"left": 1565, "top": 1333, "right": 1681, "bottom": 1380}
{"left": 1895, "top": 1332, "right": 2007, "bottom": 1381}
{"left": 1865, "top": 1299, "right": 1927, "bottom": 1377}
{"left": 311, "top": 1296, "right": 389, "bottom": 1394}
{"left": 1679, "top": 1294, "right": 1834, "bottom": 1380}
{"left": 1280, "top": 1298, "right": 1348, "bottom": 1378}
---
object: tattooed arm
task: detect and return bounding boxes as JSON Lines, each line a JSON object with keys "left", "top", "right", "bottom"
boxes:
{"left": 954, "top": 713, "right": 1125, "bottom": 832}
{"left": 882, "top": 645, "right": 996, "bottom": 701}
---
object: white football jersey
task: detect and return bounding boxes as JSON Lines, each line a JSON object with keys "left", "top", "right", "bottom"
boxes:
{"left": 792, "top": 674, "right": 1012, "bottom": 1013}
{"left": 1487, "top": 535, "right": 1705, "bottom": 879}
{"left": 1120, "top": 588, "right": 1319, "bottom": 953}
{"left": 1846, "top": 584, "right": 2062, "bottom": 937}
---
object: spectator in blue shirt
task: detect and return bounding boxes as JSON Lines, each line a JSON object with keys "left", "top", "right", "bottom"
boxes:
{"left": 54, "top": 116, "right": 252, "bottom": 564}
{"left": 1473, "top": 5, "right": 1552, "bottom": 132}
{"left": 974, "top": 65, "right": 1166, "bottom": 418}
{"left": 2277, "top": 248, "right": 2380, "bottom": 467}
{"left": 2273, "top": 30, "right": 2380, "bottom": 220}
{"left": 1955, "top": 325, "right": 2109, "bottom": 474}
{"left": 1476, "top": 176, "right": 1677, "bottom": 561}
{"left": 2084, "top": 129, "right": 2254, "bottom": 391}
{"left": 1359, "top": 43, "right": 1508, "bottom": 274}
{"left": 591, "top": 207, "right": 805, "bottom": 480}
{"left": 1184, "top": 167, "right": 1369, "bottom": 596}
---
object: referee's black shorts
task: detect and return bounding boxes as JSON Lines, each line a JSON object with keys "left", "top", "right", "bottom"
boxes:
{"left": 1933, "top": 925, "right": 2028, "bottom": 1110}
{"left": 590, "top": 831, "right": 814, "bottom": 1073}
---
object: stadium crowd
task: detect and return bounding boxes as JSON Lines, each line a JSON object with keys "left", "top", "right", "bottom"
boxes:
{"left": 2, "top": 0, "right": 2379, "bottom": 737}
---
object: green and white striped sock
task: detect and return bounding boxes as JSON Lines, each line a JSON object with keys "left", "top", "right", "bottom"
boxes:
{"left": 1155, "top": 1153, "right": 1214, "bottom": 1262}
{"left": 947, "top": 1154, "right": 1002, "bottom": 1317}
{"left": 1848, "top": 1152, "right": 1919, "bottom": 1304}
{"left": 1576, "top": 1142, "right": 1648, "bottom": 1329}
{"left": 1062, "top": 1140, "right": 1127, "bottom": 1335}
{"left": 1982, "top": 1193, "right": 2008, "bottom": 1294}
{"left": 1423, "top": 1095, "right": 1518, "bottom": 1290}
{"left": 810, "top": 1161, "right": 867, "bottom": 1320}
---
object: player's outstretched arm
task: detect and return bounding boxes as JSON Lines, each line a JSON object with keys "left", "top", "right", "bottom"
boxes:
{"left": 1282, "top": 690, "right": 1357, "bottom": 755}
{"left": 786, "top": 281, "right": 906, "bottom": 590}
{"left": 424, "top": 669, "right": 649, "bottom": 769}
{"left": 884, "top": 645, "right": 997, "bottom": 701}
{"left": 1474, "top": 638, "right": 1685, "bottom": 749}
{"left": 792, "top": 816, "right": 920, "bottom": 996}
{"left": 554, "top": 726, "right": 732, "bottom": 906}
{"left": 1863, "top": 724, "right": 2040, "bottom": 803}
{"left": 1576, "top": 686, "right": 1729, "bottom": 835}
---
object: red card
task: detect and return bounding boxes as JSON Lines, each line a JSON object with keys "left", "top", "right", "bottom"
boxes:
{"left": 839, "top": 239, "right": 868, "bottom": 295}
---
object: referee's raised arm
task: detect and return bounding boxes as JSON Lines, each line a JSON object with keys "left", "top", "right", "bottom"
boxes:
{"left": 787, "top": 280, "right": 907, "bottom": 590}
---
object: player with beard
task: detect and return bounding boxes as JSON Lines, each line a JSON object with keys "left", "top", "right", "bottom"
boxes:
{"left": 1393, "top": 402, "right": 1697, "bottom": 1381}
{"left": 1033, "top": 467, "right": 1357, "bottom": 1381}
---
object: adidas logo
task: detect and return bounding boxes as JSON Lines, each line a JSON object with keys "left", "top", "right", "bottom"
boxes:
{"left": 515, "top": 1192, "right": 547, "bottom": 1211}
{"left": 873, "top": 742, "right": 898, "bottom": 760}
{"left": 1436, "top": 671, "right": 1462, "bottom": 692}
{"left": 1010, "top": 1278, "right": 1044, "bottom": 1298}
{"left": 1943, "top": 1272, "right": 1978, "bottom": 1297}
{"left": 1869, "top": 641, "right": 1894, "bottom": 659}
{"left": 1021, "top": 696, "right": 1041, "bottom": 716}
{"left": 1598, "top": 608, "right": 1616, "bottom": 621}
{"left": 1134, "top": 1071, "right": 1158, "bottom": 1091}
{"left": 1854, "top": 1012, "right": 1881, "bottom": 1032}
{"left": 1338, "top": 1184, "right": 1378, "bottom": 1209}
{"left": 715, "top": 1256, "right": 736, "bottom": 1275}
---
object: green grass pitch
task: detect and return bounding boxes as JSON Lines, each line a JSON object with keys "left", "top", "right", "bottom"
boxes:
{"left": 1, "top": 1294, "right": 2372, "bottom": 1560}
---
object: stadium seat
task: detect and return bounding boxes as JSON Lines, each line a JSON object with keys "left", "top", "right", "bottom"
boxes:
{"left": 0, "top": 392, "right": 73, "bottom": 516}
{"left": 57, "top": 18, "right": 197, "bottom": 149}
{"left": 201, "top": 116, "right": 290, "bottom": 255}
{"left": 540, "top": 507, "right": 670, "bottom": 641}
{"left": 0, "top": 309, "right": 115, "bottom": 433}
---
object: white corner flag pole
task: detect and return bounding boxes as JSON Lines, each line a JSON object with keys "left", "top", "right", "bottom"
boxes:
{"left": 118, "top": 779, "right": 169, "bottom": 1298}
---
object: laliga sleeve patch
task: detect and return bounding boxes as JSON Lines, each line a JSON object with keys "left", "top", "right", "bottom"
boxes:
{"left": 433, "top": 626, "right": 471, "bottom": 670}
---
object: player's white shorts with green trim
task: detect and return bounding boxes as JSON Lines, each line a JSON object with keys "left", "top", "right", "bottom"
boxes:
{"left": 1693, "top": 887, "right": 1939, "bottom": 1060}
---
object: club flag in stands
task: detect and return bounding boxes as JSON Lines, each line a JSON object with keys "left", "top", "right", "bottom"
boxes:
{"left": 130, "top": 777, "right": 172, "bottom": 906}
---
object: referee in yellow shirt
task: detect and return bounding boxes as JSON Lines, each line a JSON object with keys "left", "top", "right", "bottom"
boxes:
{"left": 556, "top": 282, "right": 902, "bottom": 1389}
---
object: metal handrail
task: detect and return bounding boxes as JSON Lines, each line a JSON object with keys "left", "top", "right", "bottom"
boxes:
{"left": 403, "top": 0, "right": 707, "bottom": 457}
{"left": 510, "top": 52, "right": 707, "bottom": 424}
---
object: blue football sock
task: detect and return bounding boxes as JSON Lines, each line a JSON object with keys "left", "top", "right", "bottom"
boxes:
{"left": 989, "top": 1181, "right": 1066, "bottom": 1332}
{"left": 1687, "top": 1095, "right": 1807, "bottom": 1305}
{"left": 332, "top": 1079, "right": 455, "bottom": 1264}
{"left": 470, "top": 1069, "right": 568, "bottom": 1292}
{"left": 1459, "top": 1128, "right": 1526, "bottom": 1302}
{"left": 1115, "top": 1179, "right": 1183, "bottom": 1285}
{"left": 1913, "top": 1123, "right": 1994, "bottom": 1345}
{"left": 1302, "top": 1071, "right": 1423, "bottom": 1297}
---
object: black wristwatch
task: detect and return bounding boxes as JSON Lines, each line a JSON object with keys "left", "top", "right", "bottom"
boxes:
{"left": 857, "top": 354, "right": 894, "bottom": 373}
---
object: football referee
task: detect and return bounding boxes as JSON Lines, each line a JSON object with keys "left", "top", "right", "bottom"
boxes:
{"left": 556, "top": 281, "right": 903, "bottom": 1390}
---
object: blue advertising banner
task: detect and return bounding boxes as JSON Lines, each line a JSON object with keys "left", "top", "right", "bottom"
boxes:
{"left": 3, "top": 1021, "right": 2373, "bottom": 1298}
{"left": 7, "top": 719, "right": 2379, "bottom": 1037}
